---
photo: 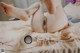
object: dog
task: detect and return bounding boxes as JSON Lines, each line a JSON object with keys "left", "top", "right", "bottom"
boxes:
{"left": 0, "top": 2, "right": 45, "bottom": 33}
{"left": 0, "top": 0, "right": 68, "bottom": 33}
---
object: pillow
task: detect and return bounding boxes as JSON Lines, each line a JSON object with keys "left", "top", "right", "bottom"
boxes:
{"left": 67, "top": 15, "right": 80, "bottom": 23}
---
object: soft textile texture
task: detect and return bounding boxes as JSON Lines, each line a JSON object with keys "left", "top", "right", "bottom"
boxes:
{"left": 67, "top": 15, "right": 80, "bottom": 23}
{"left": 0, "top": 20, "right": 31, "bottom": 53}
{"left": 0, "top": 20, "right": 80, "bottom": 53}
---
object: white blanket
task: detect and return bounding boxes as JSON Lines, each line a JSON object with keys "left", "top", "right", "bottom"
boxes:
{"left": 0, "top": 20, "right": 31, "bottom": 53}
{"left": 0, "top": 20, "right": 80, "bottom": 53}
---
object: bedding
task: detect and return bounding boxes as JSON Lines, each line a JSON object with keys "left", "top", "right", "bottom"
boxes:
{"left": 64, "top": 3, "right": 80, "bottom": 18}
{"left": 0, "top": 19, "right": 80, "bottom": 53}
{"left": 19, "top": 22, "right": 80, "bottom": 53}
{"left": 67, "top": 15, "right": 80, "bottom": 23}
{"left": 0, "top": 20, "right": 31, "bottom": 53}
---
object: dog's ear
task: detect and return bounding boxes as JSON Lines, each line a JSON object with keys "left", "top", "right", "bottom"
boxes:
{"left": 0, "top": 2, "right": 13, "bottom": 14}
{"left": 0, "top": 2, "right": 7, "bottom": 8}
{"left": 0, "top": 2, "right": 29, "bottom": 21}
{"left": 0, "top": 2, "right": 8, "bottom": 10}
{"left": 25, "top": 3, "right": 40, "bottom": 16}
{"left": 0, "top": 2, "right": 14, "bottom": 8}
{"left": 0, "top": 2, "right": 11, "bottom": 9}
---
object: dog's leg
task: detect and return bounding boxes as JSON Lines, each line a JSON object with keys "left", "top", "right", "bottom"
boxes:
{"left": 43, "top": 0, "right": 56, "bottom": 14}
{"left": 43, "top": 0, "right": 68, "bottom": 33}
{"left": 26, "top": 2, "right": 45, "bottom": 33}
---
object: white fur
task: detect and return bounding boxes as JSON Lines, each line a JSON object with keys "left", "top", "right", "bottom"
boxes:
{"left": 30, "top": 2, "right": 45, "bottom": 33}
{"left": 44, "top": 0, "right": 68, "bottom": 32}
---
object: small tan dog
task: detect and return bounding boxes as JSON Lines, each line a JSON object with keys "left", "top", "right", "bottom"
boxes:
{"left": 0, "top": 0, "right": 68, "bottom": 33}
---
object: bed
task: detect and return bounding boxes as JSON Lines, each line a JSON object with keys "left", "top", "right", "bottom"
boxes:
{"left": 0, "top": 18, "right": 80, "bottom": 53}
